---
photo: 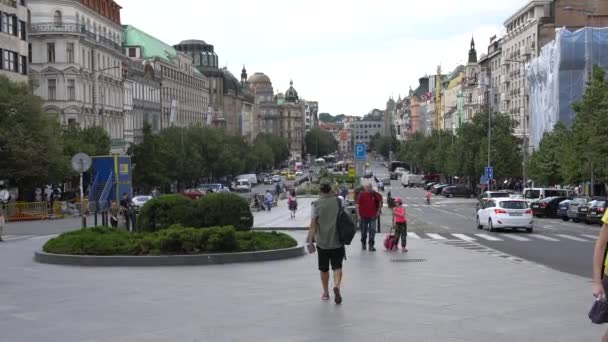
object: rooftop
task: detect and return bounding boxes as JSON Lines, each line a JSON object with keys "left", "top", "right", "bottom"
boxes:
{"left": 122, "top": 25, "right": 177, "bottom": 63}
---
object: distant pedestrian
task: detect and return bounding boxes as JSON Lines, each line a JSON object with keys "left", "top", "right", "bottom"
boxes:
{"left": 265, "top": 190, "right": 273, "bottom": 212}
{"left": 392, "top": 197, "right": 408, "bottom": 252}
{"left": 119, "top": 192, "right": 132, "bottom": 231}
{"left": 0, "top": 205, "right": 5, "bottom": 242}
{"left": 306, "top": 180, "right": 344, "bottom": 304}
{"left": 356, "top": 183, "right": 382, "bottom": 251}
{"left": 275, "top": 183, "right": 281, "bottom": 197}
{"left": 592, "top": 207, "right": 608, "bottom": 340}
{"left": 109, "top": 201, "right": 119, "bottom": 228}
{"left": 288, "top": 190, "right": 298, "bottom": 219}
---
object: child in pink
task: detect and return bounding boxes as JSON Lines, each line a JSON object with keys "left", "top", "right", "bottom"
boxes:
{"left": 392, "top": 197, "right": 408, "bottom": 252}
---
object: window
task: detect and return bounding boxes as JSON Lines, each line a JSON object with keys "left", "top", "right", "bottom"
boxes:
{"left": 128, "top": 47, "right": 137, "bottom": 58}
{"left": 8, "top": 15, "right": 14, "bottom": 35}
{"left": 18, "top": 20, "right": 25, "bottom": 40}
{"left": 19, "top": 55, "right": 25, "bottom": 74}
{"left": 67, "top": 79, "right": 75, "bottom": 100}
{"left": 48, "top": 79, "right": 56, "bottom": 100}
{"left": 0, "top": 48, "right": 2, "bottom": 70}
{"left": 53, "top": 10, "right": 62, "bottom": 27}
{"left": 66, "top": 43, "right": 74, "bottom": 63}
{"left": 47, "top": 43, "right": 55, "bottom": 62}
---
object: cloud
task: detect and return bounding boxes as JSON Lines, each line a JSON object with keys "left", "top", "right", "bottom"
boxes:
{"left": 117, "top": 0, "right": 523, "bottom": 115}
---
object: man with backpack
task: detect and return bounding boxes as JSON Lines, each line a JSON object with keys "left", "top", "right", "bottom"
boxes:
{"left": 356, "top": 183, "right": 383, "bottom": 251}
{"left": 306, "top": 180, "right": 344, "bottom": 304}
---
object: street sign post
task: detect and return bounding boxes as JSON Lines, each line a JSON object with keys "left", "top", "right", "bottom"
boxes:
{"left": 354, "top": 143, "right": 366, "bottom": 161}
{"left": 71, "top": 153, "right": 92, "bottom": 229}
{"left": 484, "top": 167, "right": 493, "bottom": 181}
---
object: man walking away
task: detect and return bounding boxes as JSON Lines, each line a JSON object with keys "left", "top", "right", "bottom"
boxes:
{"left": 306, "top": 180, "right": 344, "bottom": 304}
{"left": 264, "top": 190, "right": 273, "bottom": 212}
{"left": 356, "top": 183, "right": 382, "bottom": 251}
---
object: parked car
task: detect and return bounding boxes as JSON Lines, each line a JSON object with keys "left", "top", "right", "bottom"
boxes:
{"left": 558, "top": 199, "right": 572, "bottom": 221}
{"left": 182, "top": 189, "right": 205, "bottom": 199}
{"left": 587, "top": 199, "right": 608, "bottom": 225}
{"left": 263, "top": 177, "right": 273, "bottom": 185}
{"left": 577, "top": 202, "right": 592, "bottom": 223}
{"left": 272, "top": 175, "right": 281, "bottom": 183}
{"left": 523, "top": 187, "right": 574, "bottom": 204}
{"left": 131, "top": 195, "right": 152, "bottom": 213}
{"left": 442, "top": 185, "right": 472, "bottom": 198}
{"left": 424, "top": 182, "right": 437, "bottom": 190}
{"left": 401, "top": 174, "right": 424, "bottom": 188}
{"left": 530, "top": 196, "right": 568, "bottom": 218}
{"left": 199, "top": 183, "right": 230, "bottom": 193}
{"left": 235, "top": 179, "right": 251, "bottom": 192}
{"left": 476, "top": 198, "right": 533, "bottom": 233}
{"left": 237, "top": 174, "right": 258, "bottom": 187}
{"left": 432, "top": 183, "right": 449, "bottom": 195}
{"left": 567, "top": 197, "right": 591, "bottom": 222}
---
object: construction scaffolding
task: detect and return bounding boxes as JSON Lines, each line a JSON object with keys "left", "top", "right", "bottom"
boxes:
{"left": 527, "top": 27, "right": 608, "bottom": 149}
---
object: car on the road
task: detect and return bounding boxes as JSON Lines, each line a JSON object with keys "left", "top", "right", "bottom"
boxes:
{"left": 235, "top": 179, "right": 252, "bottom": 192}
{"left": 476, "top": 198, "right": 533, "bottom": 233}
{"left": 364, "top": 169, "right": 373, "bottom": 178}
{"left": 272, "top": 175, "right": 281, "bottom": 183}
{"left": 530, "top": 196, "right": 568, "bottom": 218}
{"left": 263, "top": 177, "right": 273, "bottom": 185}
{"left": 441, "top": 185, "right": 472, "bottom": 198}
{"left": 567, "top": 197, "right": 591, "bottom": 222}
{"left": 295, "top": 170, "right": 303, "bottom": 176}
{"left": 558, "top": 199, "right": 572, "bottom": 220}
{"left": 281, "top": 169, "right": 288, "bottom": 176}
{"left": 523, "top": 187, "right": 574, "bottom": 204}
{"left": 476, "top": 191, "right": 512, "bottom": 211}
{"left": 286, "top": 173, "right": 296, "bottom": 181}
{"left": 131, "top": 195, "right": 152, "bottom": 213}
{"left": 587, "top": 199, "right": 608, "bottom": 225}
{"left": 182, "top": 188, "right": 205, "bottom": 199}
{"left": 432, "top": 183, "right": 449, "bottom": 195}
{"left": 199, "top": 183, "right": 230, "bottom": 193}
{"left": 578, "top": 197, "right": 608, "bottom": 224}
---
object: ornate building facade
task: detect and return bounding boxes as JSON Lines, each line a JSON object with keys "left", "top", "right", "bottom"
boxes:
{"left": 0, "top": 0, "right": 28, "bottom": 83}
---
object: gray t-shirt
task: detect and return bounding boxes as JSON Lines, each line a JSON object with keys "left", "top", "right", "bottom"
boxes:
{"left": 311, "top": 194, "right": 342, "bottom": 249}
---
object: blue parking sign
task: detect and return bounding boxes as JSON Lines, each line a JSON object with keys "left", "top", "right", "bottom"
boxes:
{"left": 484, "top": 167, "right": 493, "bottom": 180}
{"left": 354, "top": 144, "right": 366, "bottom": 161}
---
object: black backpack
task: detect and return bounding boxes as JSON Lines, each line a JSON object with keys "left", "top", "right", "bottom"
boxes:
{"left": 336, "top": 198, "right": 356, "bottom": 245}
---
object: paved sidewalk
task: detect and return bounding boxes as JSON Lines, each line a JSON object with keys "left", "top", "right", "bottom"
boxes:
{"left": 252, "top": 198, "right": 315, "bottom": 229}
{"left": 0, "top": 231, "right": 602, "bottom": 341}
{"left": 2, "top": 215, "right": 92, "bottom": 236}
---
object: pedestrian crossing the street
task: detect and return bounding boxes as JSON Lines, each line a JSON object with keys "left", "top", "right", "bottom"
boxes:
{"left": 406, "top": 232, "right": 596, "bottom": 243}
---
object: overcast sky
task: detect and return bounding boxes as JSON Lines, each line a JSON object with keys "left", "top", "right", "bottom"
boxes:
{"left": 118, "top": 0, "right": 524, "bottom": 116}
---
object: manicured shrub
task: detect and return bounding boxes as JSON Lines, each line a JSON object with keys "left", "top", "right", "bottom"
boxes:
{"left": 136, "top": 194, "right": 197, "bottom": 232}
{"left": 195, "top": 193, "right": 253, "bottom": 231}
{"left": 236, "top": 231, "right": 298, "bottom": 252}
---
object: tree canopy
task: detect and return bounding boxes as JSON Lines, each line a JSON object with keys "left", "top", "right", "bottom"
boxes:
{"left": 304, "top": 128, "right": 338, "bottom": 157}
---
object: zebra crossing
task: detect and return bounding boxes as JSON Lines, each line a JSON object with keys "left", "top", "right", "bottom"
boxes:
{"left": 406, "top": 231, "right": 597, "bottom": 243}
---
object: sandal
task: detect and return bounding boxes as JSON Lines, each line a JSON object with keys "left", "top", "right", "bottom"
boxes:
{"left": 321, "top": 293, "right": 330, "bottom": 301}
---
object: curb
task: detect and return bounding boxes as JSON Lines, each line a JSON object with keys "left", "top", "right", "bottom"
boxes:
{"left": 34, "top": 245, "right": 306, "bottom": 267}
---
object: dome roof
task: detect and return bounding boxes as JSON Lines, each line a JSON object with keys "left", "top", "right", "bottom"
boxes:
{"left": 248, "top": 72, "right": 271, "bottom": 84}
{"left": 221, "top": 67, "right": 242, "bottom": 95}
{"left": 178, "top": 39, "right": 207, "bottom": 45}
{"left": 285, "top": 80, "right": 299, "bottom": 102}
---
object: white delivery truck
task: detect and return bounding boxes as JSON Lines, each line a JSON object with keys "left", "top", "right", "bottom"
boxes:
{"left": 401, "top": 174, "right": 423, "bottom": 187}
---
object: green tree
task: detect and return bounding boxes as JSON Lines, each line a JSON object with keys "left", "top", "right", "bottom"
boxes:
{"left": 255, "top": 133, "right": 290, "bottom": 167}
{"left": 128, "top": 123, "right": 170, "bottom": 192}
{"left": 528, "top": 122, "right": 570, "bottom": 186}
{"left": 62, "top": 122, "right": 111, "bottom": 159}
{"left": 0, "top": 76, "right": 65, "bottom": 192}
{"left": 571, "top": 66, "right": 608, "bottom": 192}
{"left": 304, "top": 128, "right": 338, "bottom": 157}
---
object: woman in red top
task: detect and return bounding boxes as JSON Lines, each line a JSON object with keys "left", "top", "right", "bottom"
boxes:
{"left": 392, "top": 197, "right": 408, "bottom": 252}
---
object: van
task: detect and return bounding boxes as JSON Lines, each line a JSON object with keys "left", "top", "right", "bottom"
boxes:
{"left": 237, "top": 174, "right": 257, "bottom": 187}
{"left": 523, "top": 188, "right": 573, "bottom": 203}
{"left": 235, "top": 179, "right": 251, "bottom": 192}
{"left": 401, "top": 173, "right": 423, "bottom": 187}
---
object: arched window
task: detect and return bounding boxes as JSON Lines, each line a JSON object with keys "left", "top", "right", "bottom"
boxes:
{"left": 53, "top": 10, "right": 62, "bottom": 26}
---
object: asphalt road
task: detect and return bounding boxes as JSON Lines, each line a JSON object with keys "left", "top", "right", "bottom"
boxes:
{"left": 370, "top": 161, "right": 598, "bottom": 278}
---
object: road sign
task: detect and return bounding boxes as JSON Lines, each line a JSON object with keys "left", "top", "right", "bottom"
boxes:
{"left": 480, "top": 176, "right": 489, "bottom": 184}
{"left": 71, "top": 153, "right": 92, "bottom": 173}
{"left": 484, "top": 167, "right": 493, "bottom": 180}
{"left": 354, "top": 143, "right": 366, "bottom": 161}
{"left": 348, "top": 167, "right": 355, "bottom": 178}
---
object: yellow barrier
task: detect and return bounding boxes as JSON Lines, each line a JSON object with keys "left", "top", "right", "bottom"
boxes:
{"left": 5, "top": 201, "right": 48, "bottom": 222}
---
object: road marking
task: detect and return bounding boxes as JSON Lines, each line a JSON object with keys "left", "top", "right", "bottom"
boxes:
{"left": 474, "top": 233, "right": 503, "bottom": 241}
{"left": 451, "top": 233, "right": 476, "bottom": 242}
{"left": 582, "top": 234, "right": 598, "bottom": 240}
{"left": 426, "top": 233, "right": 447, "bottom": 240}
{"left": 412, "top": 208, "right": 422, "bottom": 211}
{"left": 529, "top": 234, "right": 560, "bottom": 242}
{"left": 407, "top": 232, "right": 421, "bottom": 239}
{"left": 2, "top": 235, "right": 36, "bottom": 241}
{"left": 430, "top": 207, "right": 469, "bottom": 219}
{"left": 539, "top": 226, "right": 557, "bottom": 230}
{"left": 544, "top": 225, "right": 555, "bottom": 228}
{"left": 555, "top": 234, "right": 592, "bottom": 242}
{"left": 440, "top": 225, "right": 452, "bottom": 230}
{"left": 499, "top": 234, "right": 531, "bottom": 241}
{"left": 29, "top": 234, "right": 59, "bottom": 240}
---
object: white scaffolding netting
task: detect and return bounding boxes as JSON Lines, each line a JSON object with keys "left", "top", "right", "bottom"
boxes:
{"left": 527, "top": 27, "right": 608, "bottom": 149}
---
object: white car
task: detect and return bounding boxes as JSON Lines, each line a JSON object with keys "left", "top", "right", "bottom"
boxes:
{"left": 131, "top": 195, "right": 152, "bottom": 213}
{"left": 272, "top": 175, "right": 281, "bottom": 183}
{"left": 295, "top": 170, "right": 303, "bottom": 176}
{"left": 476, "top": 198, "right": 534, "bottom": 233}
{"left": 235, "top": 179, "right": 251, "bottom": 192}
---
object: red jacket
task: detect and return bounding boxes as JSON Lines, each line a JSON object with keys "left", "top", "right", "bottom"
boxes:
{"left": 357, "top": 191, "right": 382, "bottom": 219}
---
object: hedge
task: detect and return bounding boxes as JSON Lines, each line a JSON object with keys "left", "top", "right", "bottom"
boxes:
{"left": 42, "top": 225, "right": 297, "bottom": 256}
{"left": 136, "top": 193, "right": 253, "bottom": 232}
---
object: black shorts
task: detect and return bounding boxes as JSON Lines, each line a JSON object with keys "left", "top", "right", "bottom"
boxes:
{"left": 317, "top": 246, "right": 345, "bottom": 272}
